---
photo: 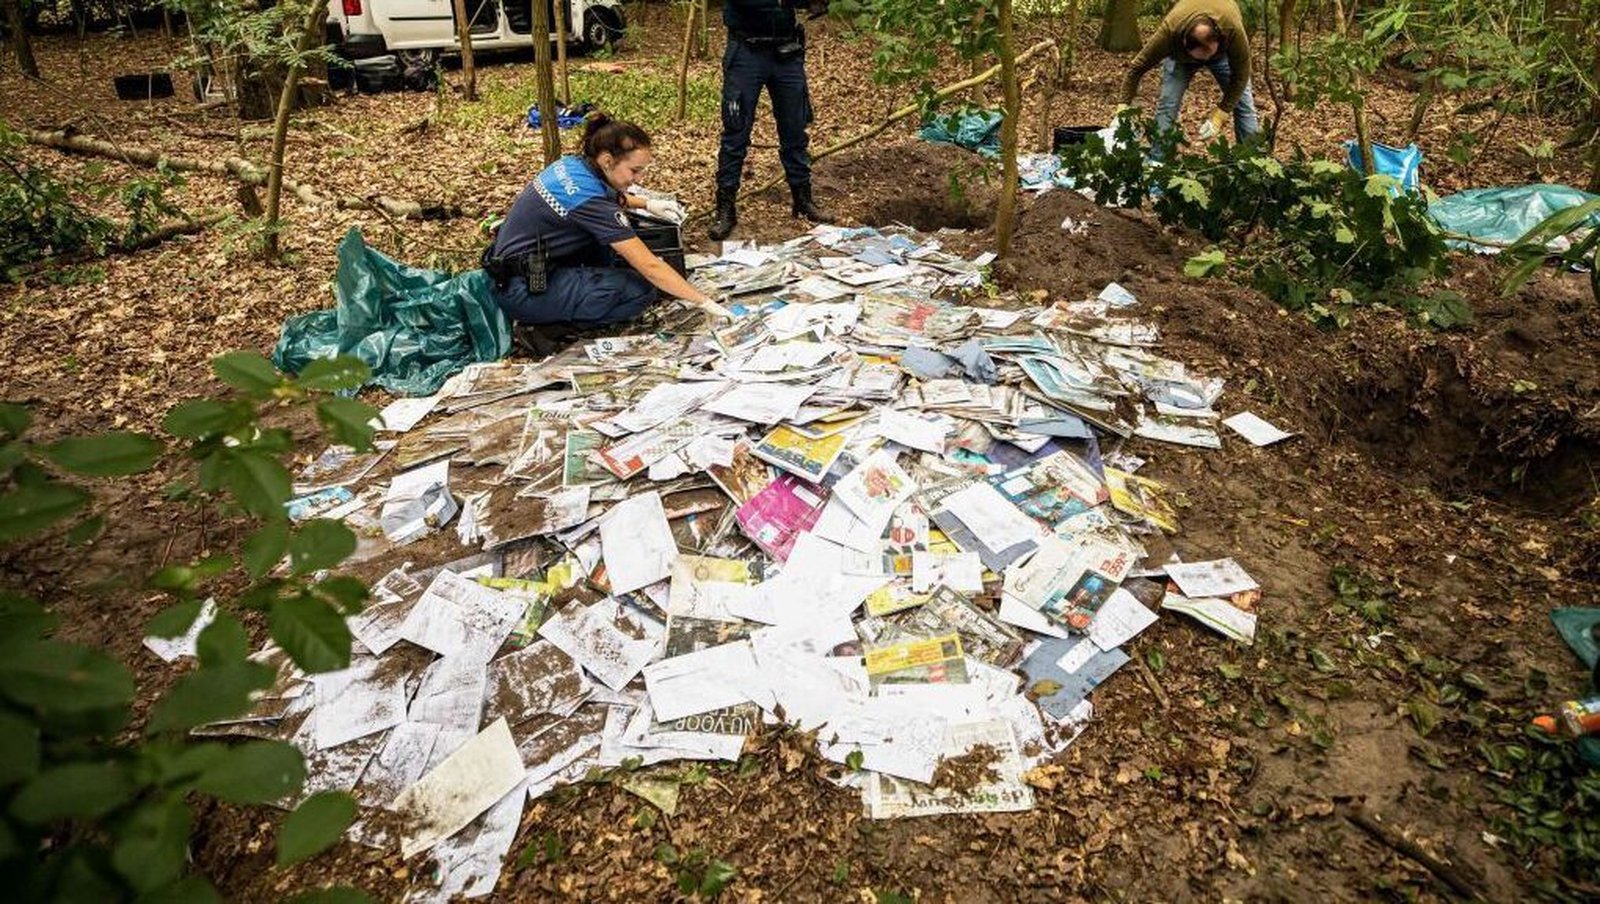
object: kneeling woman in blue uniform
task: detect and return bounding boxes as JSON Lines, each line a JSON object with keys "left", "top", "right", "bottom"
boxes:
{"left": 484, "top": 114, "right": 729, "bottom": 329}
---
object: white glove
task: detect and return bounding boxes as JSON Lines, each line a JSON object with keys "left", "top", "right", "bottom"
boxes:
{"left": 697, "top": 295, "right": 734, "bottom": 321}
{"left": 645, "top": 198, "right": 688, "bottom": 223}
{"left": 1197, "top": 109, "right": 1227, "bottom": 141}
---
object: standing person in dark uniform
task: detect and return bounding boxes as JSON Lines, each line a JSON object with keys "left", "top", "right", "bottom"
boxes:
{"left": 707, "top": 0, "right": 834, "bottom": 242}
{"left": 483, "top": 114, "right": 729, "bottom": 340}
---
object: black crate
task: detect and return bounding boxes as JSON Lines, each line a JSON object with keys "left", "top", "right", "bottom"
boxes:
{"left": 629, "top": 212, "right": 686, "bottom": 277}
{"left": 1053, "top": 125, "right": 1101, "bottom": 154}
{"left": 113, "top": 72, "right": 174, "bottom": 100}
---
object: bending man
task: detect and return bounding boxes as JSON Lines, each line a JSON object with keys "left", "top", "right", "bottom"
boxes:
{"left": 708, "top": 0, "right": 834, "bottom": 241}
{"left": 483, "top": 114, "right": 728, "bottom": 341}
{"left": 1120, "top": 0, "right": 1260, "bottom": 146}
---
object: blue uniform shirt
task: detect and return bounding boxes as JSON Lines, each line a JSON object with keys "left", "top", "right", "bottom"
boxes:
{"left": 493, "top": 155, "right": 637, "bottom": 265}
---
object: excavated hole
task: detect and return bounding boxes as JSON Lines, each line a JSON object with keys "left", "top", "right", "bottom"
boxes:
{"left": 1324, "top": 348, "right": 1596, "bottom": 514}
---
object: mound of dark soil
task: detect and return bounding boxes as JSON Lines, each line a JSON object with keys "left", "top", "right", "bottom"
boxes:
{"left": 814, "top": 141, "right": 1000, "bottom": 232}
{"left": 997, "top": 189, "right": 1600, "bottom": 514}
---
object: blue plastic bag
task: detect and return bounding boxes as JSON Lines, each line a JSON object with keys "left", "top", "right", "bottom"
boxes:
{"left": 528, "top": 102, "right": 594, "bottom": 130}
{"left": 1343, "top": 140, "right": 1423, "bottom": 192}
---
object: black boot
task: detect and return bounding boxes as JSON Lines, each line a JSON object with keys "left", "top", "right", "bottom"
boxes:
{"left": 790, "top": 181, "right": 834, "bottom": 224}
{"left": 512, "top": 323, "right": 559, "bottom": 359}
{"left": 707, "top": 186, "right": 738, "bottom": 242}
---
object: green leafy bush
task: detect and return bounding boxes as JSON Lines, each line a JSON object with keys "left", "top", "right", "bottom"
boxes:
{"left": 0, "top": 351, "right": 379, "bottom": 902}
{"left": 1056, "top": 117, "right": 1454, "bottom": 328}
{"left": 0, "top": 126, "right": 114, "bottom": 274}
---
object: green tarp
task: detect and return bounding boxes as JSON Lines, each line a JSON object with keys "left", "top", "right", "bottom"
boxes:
{"left": 1428, "top": 184, "right": 1600, "bottom": 249}
{"left": 918, "top": 107, "right": 1004, "bottom": 158}
{"left": 272, "top": 228, "right": 511, "bottom": 397}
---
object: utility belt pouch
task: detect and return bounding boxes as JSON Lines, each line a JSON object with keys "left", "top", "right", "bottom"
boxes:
{"left": 481, "top": 245, "right": 512, "bottom": 287}
{"left": 775, "top": 25, "right": 805, "bottom": 58}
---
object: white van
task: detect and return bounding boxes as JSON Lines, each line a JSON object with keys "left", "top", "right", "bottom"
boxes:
{"left": 326, "top": 0, "right": 627, "bottom": 66}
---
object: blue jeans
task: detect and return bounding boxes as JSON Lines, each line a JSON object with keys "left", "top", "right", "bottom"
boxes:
{"left": 715, "top": 39, "right": 813, "bottom": 191}
{"left": 491, "top": 265, "right": 656, "bottom": 327}
{"left": 1155, "top": 56, "right": 1260, "bottom": 148}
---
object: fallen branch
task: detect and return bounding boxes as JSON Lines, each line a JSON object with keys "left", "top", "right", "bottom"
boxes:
{"left": 121, "top": 212, "right": 230, "bottom": 252}
{"left": 1344, "top": 803, "right": 1480, "bottom": 900}
{"left": 22, "top": 129, "right": 461, "bottom": 221}
{"left": 10, "top": 211, "right": 228, "bottom": 278}
{"left": 728, "top": 38, "right": 1057, "bottom": 207}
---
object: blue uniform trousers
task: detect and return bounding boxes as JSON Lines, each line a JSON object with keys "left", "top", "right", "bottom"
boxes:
{"left": 715, "top": 39, "right": 813, "bottom": 192}
{"left": 491, "top": 266, "right": 656, "bottom": 327}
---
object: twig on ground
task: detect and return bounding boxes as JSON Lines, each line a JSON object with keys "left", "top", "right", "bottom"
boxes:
{"left": 1132, "top": 654, "right": 1171, "bottom": 710}
{"left": 1344, "top": 803, "right": 1480, "bottom": 900}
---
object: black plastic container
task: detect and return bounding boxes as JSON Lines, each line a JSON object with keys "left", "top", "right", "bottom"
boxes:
{"left": 113, "top": 72, "right": 174, "bottom": 101}
{"left": 353, "top": 56, "right": 403, "bottom": 94}
{"left": 327, "top": 59, "right": 356, "bottom": 93}
{"left": 629, "top": 212, "right": 686, "bottom": 277}
{"left": 1052, "top": 125, "right": 1101, "bottom": 154}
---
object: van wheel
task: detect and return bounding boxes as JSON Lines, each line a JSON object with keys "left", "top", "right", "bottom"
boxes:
{"left": 582, "top": 9, "right": 620, "bottom": 52}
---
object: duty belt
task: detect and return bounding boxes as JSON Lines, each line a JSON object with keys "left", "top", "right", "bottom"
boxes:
{"left": 481, "top": 237, "right": 549, "bottom": 294}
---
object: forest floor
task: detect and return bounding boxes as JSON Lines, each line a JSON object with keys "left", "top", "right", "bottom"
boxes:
{"left": 3, "top": 6, "right": 1599, "bottom": 902}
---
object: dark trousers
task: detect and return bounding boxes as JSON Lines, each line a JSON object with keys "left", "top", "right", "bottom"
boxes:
{"left": 491, "top": 266, "right": 656, "bottom": 327}
{"left": 714, "top": 39, "right": 813, "bottom": 192}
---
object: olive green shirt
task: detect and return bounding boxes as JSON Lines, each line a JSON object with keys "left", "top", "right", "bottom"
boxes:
{"left": 1119, "top": 0, "right": 1252, "bottom": 112}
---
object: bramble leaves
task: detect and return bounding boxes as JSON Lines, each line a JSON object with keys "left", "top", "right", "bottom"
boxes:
{"left": 0, "top": 482, "right": 91, "bottom": 540}
{"left": 1183, "top": 249, "right": 1227, "bottom": 278}
{"left": 297, "top": 357, "right": 371, "bottom": 393}
{"left": 277, "top": 792, "right": 358, "bottom": 866}
{"left": 213, "top": 351, "right": 283, "bottom": 395}
{"left": 192, "top": 741, "right": 305, "bottom": 805}
{"left": 12, "top": 762, "right": 138, "bottom": 822}
{"left": 42, "top": 432, "right": 163, "bottom": 476}
{"left": 289, "top": 520, "right": 357, "bottom": 576}
{"left": 269, "top": 595, "right": 352, "bottom": 674}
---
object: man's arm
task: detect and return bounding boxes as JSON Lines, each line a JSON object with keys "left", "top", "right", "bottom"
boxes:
{"left": 1119, "top": 24, "right": 1176, "bottom": 106}
{"left": 1219, "top": 28, "right": 1252, "bottom": 111}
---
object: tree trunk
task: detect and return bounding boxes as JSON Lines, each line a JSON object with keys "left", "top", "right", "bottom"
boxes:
{"left": 264, "top": 1, "right": 330, "bottom": 258}
{"left": 553, "top": 0, "right": 570, "bottom": 103}
{"left": 1352, "top": 99, "right": 1376, "bottom": 177}
{"left": 1036, "top": 58, "right": 1057, "bottom": 153}
{"left": 1275, "top": 0, "right": 1298, "bottom": 101}
{"left": 996, "top": 0, "right": 1019, "bottom": 257}
{"left": 452, "top": 0, "right": 478, "bottom": 101}
{"left": 531, "top": 0, "right": 561, "bottom": 165}
{"left": 696, "top": 0, "right": 709, "bottom": 58}
{"left": 1098, "top": 0, "right": 1141, "bottom": 53}
{"left": 1062, "top": 0, "right": 1081, "bottom": 76}
{"left": 3, "top": 0, "right": 39, "bottom": 78}
{"left": 675, "top": 0, "right": 696, "bottom": 122}
{"left": 1405, "top": 74, "right": 1435, "bottom": 143}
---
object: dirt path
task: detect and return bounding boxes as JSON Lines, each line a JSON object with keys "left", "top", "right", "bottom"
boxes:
{"left": 3, "top": 16, "right": 1597, "bottom": 902}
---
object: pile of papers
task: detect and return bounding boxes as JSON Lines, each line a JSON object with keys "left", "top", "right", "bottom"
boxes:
{"left": 158, "top": 223, "right": 1279, "bottom": 901}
